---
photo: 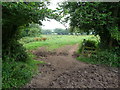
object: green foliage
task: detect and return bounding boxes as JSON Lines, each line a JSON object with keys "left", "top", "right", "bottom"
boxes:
{"left": 78, "top": 36, "right": 99, "bottom": 53}
{"left": 54, "top": 28, "right": 69, "bottom": 35}
{"left": 77, "top": 49, "right": 120, "bottom": 67}
{"left": 28, "top": 27, "right": 40, "bottom": 37}
{"left": 2, "top": 61, "right": 33, "bottom": 88}
{"left": 2, "top": 2, "right": 52, "bottom": 62}
{"left": 3, "top": 41, "right": 28, "bottom": 62}
{"left": 2, "top": 54, "right": 45, "bottom": 88}
{"left": 41, "top": 29, "right": 52, "bottom": 35}
{"left": 91, "top": 50, "right": 120, "bottom": 67}
{"left": 41, "top": 28, "right": 70, "bottom": 35}
{"left": 109, "top": 26, "right": 120, "bottom": 41}
{"left": 2, "top": 2, "right": 54, "bottom": 53}
{"left": 19, "top": 37, "right": 36, "bottom": 44}
{"left": 77, "top": 36, "right": 119, "bottom": 67}
{"left": 84, "top": 40, "right": 98, "bottom": 48}
{"left": 20, "top": 23, "right": 42, "bottom": 37}
{"left": 59, "top": 2, "right": 120, "bottom": 47}
{"left": 2, "top": 2, "right": 49, "bottom": 40}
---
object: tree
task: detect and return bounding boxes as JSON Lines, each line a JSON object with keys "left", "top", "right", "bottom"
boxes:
{"left": 20, "top": 23, "right": 42, "bottom": 37}
{"left": 2, "top": 2, "right": 53, "bottom": 61}
{"left": 59, "top": 2, "right": 120, "bottom": 48}
{"left": 54, "top": 28, "right": 69, "bottom": 35}
{"left": 41, "top": 29, "right": 52, "bottom": 34}
{"left": 54, "top": 28, "right": 64, "bottom": 35}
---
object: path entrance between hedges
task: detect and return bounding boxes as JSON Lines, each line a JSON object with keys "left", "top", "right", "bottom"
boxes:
{"left": 25, "top": 44, "right": 118, "bottom": 88}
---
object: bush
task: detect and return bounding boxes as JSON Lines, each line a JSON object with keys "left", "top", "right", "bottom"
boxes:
{"left": 2, "top": 60, "right": 33, "bottom": 88}
{"left": 19, "top": 23, "right": 42, "bottom": 37}
{"left": 91, "top": 50, "right": 120, "bottom": 67}
{"left": 78, "top": 39, "right": 99, "bottom": 53}
{"left": 84, "top": 39, "right": 98, "bottom": 48}
{"left": 2, "top": 53, "right": 45, "bottom": 88}
{"left": 28, "top": 27, "right": 41, "bottom": 37}
{"left": 19, "top": 37, "right": 35, "bottom": 44}
{"left": 77, "top": 51, "right": 120, "bottom": 67}
{"left": 77, "top": 44, "right": 120, "bottom": 67}
{"left": 3, "top": 41, "right": 28, "bottom": 62}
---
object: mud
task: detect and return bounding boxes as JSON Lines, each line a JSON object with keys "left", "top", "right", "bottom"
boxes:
{"left": 24, "top": 44, "right": 119, "bottom": 88}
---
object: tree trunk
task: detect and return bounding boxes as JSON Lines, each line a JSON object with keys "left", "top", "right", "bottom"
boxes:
{"left": 98, "top": 25, "right": 111, "bottom": 49}
{"left": 109, "top": 38, "right": 113, "bottom": 48}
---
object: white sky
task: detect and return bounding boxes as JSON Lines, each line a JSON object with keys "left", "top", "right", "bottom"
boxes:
{"left": 41, "top": 0, "right": 68, "bottom": 30}
{"left": 42, "top": 19, "right": 66, "bottom": 30}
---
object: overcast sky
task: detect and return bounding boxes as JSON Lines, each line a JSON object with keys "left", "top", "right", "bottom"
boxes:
{"left": 41, "top": 0, "right": 68, "bottom": 30}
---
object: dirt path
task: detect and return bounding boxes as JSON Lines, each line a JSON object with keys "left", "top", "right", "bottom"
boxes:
{"left": 25, "top": 44, "right": 119, "bottom": 88}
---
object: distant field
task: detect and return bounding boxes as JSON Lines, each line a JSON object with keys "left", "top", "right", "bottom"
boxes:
{"left": 20, "top": 35, "right": 99, "bottom": 50}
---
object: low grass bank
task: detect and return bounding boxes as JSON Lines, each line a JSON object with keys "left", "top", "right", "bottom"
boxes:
{"left": 2, "top": 53, "right": 45, "bottom": 88}
{"left": 77, "top": 53, "right": 120, "bottom": 67}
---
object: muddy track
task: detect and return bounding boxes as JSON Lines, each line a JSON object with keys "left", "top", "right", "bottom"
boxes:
{"left": 24, "top": 44, "right": 119, "bottom": 88}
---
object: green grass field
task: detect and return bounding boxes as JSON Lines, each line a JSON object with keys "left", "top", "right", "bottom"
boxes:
{"left": 20, "top": 35, "right": 98, "bottom": 50}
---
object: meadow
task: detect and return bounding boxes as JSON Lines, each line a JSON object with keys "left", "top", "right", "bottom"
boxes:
{"left": 19, "top": 35, "right": 119, "bottom": 68}
{"left": 19, "top": 34, "right": 119, "bottom": 67}
{"left": 20, "top": 35, "right": 99, "bottom": 50}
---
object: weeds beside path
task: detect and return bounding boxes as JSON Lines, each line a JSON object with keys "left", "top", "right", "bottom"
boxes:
{"left": 24, "top": 44, "right": 118, "bottom": 88}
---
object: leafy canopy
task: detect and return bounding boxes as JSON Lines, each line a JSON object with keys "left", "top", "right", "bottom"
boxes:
{"left": 58, "top": 2, "right": 120, "bottom": 47}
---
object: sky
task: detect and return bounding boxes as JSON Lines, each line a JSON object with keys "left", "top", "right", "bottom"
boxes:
{"left": 41, "top": 0, "right": 68, "bottom": 30}
{"left": 42, "top": 19, "right": 66, "bottom": 30}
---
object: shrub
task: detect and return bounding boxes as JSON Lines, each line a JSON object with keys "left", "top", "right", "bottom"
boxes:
{"left": 3, "top": 41, "right": 28, "bottom": 62}
{"left": 91, "top": 49, "right": 120, "bottom": 67}
{"left": 77, "top": 43, "right": 120, "bottom": 67}
{"left": 19, "top": 37, "right": 35, "bottom": 44}
{"left": 84, "top": 39, "right": 98, "bottom": 48}
{"left": 78, "top": 39, "right": 99, "bottom": 53}
{"left": 28, "top": 27, "right": 41, "bottom": 37}
{"left": 2, "top": 60, "right": 33, "bottom": 88}
{"left": 2, "top": 53, "right": 45, "bottom": 88}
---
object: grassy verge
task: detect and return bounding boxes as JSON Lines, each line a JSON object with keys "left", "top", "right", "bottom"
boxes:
{"left": 76, "top": 38, "right": 120, "bottom": 67}
{"left": 2, "top": 53, "right": 45, "bottom": 88}
{"left": 77, "top": 56, "right": 101, "bottom": 65}
{"left": 77, "top": 50, "right": 120, "bottom": 67}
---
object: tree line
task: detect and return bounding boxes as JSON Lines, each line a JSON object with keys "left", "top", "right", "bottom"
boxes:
{"left": 41, "top": 28, "right": 93, "bottom": 35}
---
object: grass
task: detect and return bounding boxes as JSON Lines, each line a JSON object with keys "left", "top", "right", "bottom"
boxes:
{"left": 77, "top": 56, "right": 100, "bottom": 65}
{"left": 77, "top": 50, "right": 120, "bottom": 67}
{"left": 22, "top": 35, "right": 98, "bottom": 50}
{"left": 2, "top": 53, "right": 45, "bottom": 88}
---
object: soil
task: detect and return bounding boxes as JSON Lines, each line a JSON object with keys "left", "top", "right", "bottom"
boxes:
{"left": 24, "top": 44, "right": 119, "bottom": 88}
